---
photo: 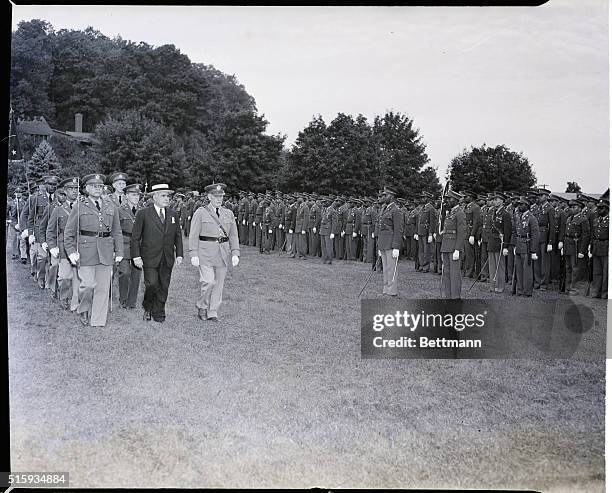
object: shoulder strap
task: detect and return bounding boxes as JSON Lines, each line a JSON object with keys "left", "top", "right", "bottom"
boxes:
{"left": 203, "top": 206, "right": 229, "bottom": 237}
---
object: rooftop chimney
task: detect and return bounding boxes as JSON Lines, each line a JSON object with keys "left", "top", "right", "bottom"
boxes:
{"left": 75, "top": 113, "right": 83, "bottom": 133}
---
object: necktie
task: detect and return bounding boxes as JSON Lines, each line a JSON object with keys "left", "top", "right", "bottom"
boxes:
{"left": 119, "top": 195, "right": 122, "bottom": 205}
{"left": 132, "top": 206, "right": 136, "bottom": 215}
{"left": 159, "top": 208, "right": 165, "bottom": 222}
{"left": 69, "top": 202, "right": 73, "bottom": 210}
{"left": 95, "top": 200, "right": 100, "bottom": 211}
{"left": 216, "top": 208, "right": 219, "bottom": 217}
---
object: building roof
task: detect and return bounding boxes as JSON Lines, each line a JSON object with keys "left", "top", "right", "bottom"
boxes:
{"left": 552, "top": 192, "right": 603, "bottom": 200}
{"left": 17, "top": 117, "right": 53, "bottom": 136}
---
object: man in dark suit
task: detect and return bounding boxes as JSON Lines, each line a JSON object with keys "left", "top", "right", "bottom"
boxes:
{"left": 131, "top": 183, "right": 183, "bottom": 323}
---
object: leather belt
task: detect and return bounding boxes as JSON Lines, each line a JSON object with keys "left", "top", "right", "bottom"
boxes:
{"left": 80, "top": 230, "right": 111, "bottom": 238}
{"left": 122, "top": 231, "right": 132, "bottom": 237}
{"left": 200, "top": 235, "right": 229, "bottom": 243}
{"left": 444, "top": 229, "right": 456, "bottom": 234}
{"left": 517, "top": 234, "right": 530, "bottom": 239}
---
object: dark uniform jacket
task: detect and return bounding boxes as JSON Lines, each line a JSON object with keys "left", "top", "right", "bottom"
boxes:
{"left": 21, "top": 191, "right": 51, "bottom": 241}
{"left": 118, "top": 203, "right": 139, "bottom": 259}
{"left": 488, "top": 205, "right": 512, "bottom": 252}
{"left": 46, "top": 201, "right": 74, "bottom": 259}
{"left": 590, "top": 213, "right": 609, "bottom": 256}
{"left": 514, "top": 211, "right": 539, "bottom": 255}
{"left": 376, "top": 202, "right": 403, "bottom": 250}
{"left": 464, "top": 201, "right": 482, "bottom": 240}
{"left": 417, "top": 202, "right": 436, "bottom": 236}
{"left": 563, "top": 212, "right": 591, "bottom": 257}
{"left": 441, "top": 204, "right": 466, "bottom": 253}
{"left": 319, "top": 206, "right": 338, "bottom": 236}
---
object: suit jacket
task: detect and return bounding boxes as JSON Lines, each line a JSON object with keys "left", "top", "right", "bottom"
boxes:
{"left": 188, "top": 204, "right": 240, "bottom": 267}
{"left": 131, "top": 205, "right": 183, "bottom": 268}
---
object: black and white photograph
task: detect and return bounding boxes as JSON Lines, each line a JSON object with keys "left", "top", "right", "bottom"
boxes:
{"left": 5, "top": 2, "right": 609, "bottom": 491}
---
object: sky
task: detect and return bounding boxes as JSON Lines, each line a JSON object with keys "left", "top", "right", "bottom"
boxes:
{"left": 11, "top": 2, "right": 610, "bottom": 193}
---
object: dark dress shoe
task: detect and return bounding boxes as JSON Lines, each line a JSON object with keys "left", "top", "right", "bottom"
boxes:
{"left": 197, "top": 308, "right": 207, "bottom": 320}
{"left": 21, "top": 259, "right": 27, "bottom": 264}
{"left": 143, "top": 310, "right": 152, "bottom": 321}
{"left": 153, "top": 317, "right": 165, "bottom": 323}
{"left": 207, "top": 316, "right": 219, "bottom": 322}
{"left": 79, "top": 312, "right": 89, "bottom": 326}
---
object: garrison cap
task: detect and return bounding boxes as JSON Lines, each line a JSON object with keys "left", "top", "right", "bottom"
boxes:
{"left": 205, "top": 183, "right": 226, "bottom": 195}
{"left": 59, "top": 177, "right": 80, "bottom": 188}
{"left": 82, "top": 173, "right": 106, "bottom": 185}
{"left": 109, "top": 172, "right": 128, "bottom": 183}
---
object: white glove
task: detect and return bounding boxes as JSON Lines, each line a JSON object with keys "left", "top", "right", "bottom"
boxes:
{"left": 114, "top": 256, "right": 123, "bottom": 263}
{"left": 502, "top": 248, "right": 508, "bottom": 256}
{"left": 561, "top": 248, "right": 564, "bottom": 255}
{"left": 50, "top": 247, "right": 59, "bottom": 258}
{"left": 558, "top": 242, "right": 563, "bottom": 250}
{"left": 546, "top": 244, "right": 552, "bottom": 253}
{"left": 469, "top": 235, "right": 474, "bottom": 245}
{"left": 452, "top": 249, "right": 460, "bottom": 261}
{"left": 252, "top": 222, "right": 256, "bottom": 227}
{"left": 531, "top": 253, "right": 538, "bottom": 260}
{"left": 433, "top": 233, "right": 436, "bottom": 240}
{"left": 20, "top": 229, "right": 28, "bottom": 239}
{"left": 28, "top": 234, "right": 35, "bottom": 245}
{"left": 352, "top": 232, "right": 357, "bottom": 238}
{"left": 392, "top": 248, "right": 399, "bottom": 258}
{"left": 41, "top": 242, "right": 48, "bottom": 251}
{"left": 7, "top": 220, "right": 11, "bottom": 224}
{"left": 191, "top": 256, "right": 200, "bottom": 267}
{"left": 68, "top": 252, "right": 80, "bottom": 265}
{"left": 133, "top": 257, "right": 143, "bottom": 269}
{"left": 14, "top": 224, "right": 19, "bottom": 230}
{"left": 427, "top": 235, "right": 433, "bottom": 243}
{"left": 371, "top": 233, "right": 375, "bottom": 239}
{"left": 280, "top": 224, "right": 284, "bottom": 229}
{"left": 513, "top": 247, "right": 516, "bottom": 255}
{"left": 378, "top": 249, "right": 382, "bottom": 257}
{"left": 313, "top": 227, "right": 317, "bottom": 233}
{"left": 330, "top": 233, "right": 335, "bottom": 239}
{"left": 341, "top": 231, "right": 345, "bottom": 237}
{"left": 232, "top": 255, "right": 239, "bottom": 267}
{"left": 268, "top": 229, "right": 273, "bottom": 234}
{"left": 413, "top": 234, "right": 418, "bottom": 240}
{"left": 578, "top": 252, "right": 584, "bottom": 259}
{"left": 289, "top": 229, "right": 293, "bottom": 234}
{"left": 588, "top": 251, "right": 593, "bottom": 259}
{"left": 478, "top": 239, "right": 482, "bottom": 246}
{"left": 301, "top": 230, "right": 306, "bottom": 235}
{"left": 175, "top": 256, "right": 183, "bottom": 266}
{"left": 242, "top": 219, "right": 246, "bottom": 225}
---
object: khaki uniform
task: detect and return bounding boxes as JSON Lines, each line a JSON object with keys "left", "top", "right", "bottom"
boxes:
{"left": 376, "top": 201, "right": 403, "bottom": 296}
{"left": 117, "top": 203, "right": 142, "bottom": 308}
{"left": 590, "top": 212, "right": 609, "bottom": 298}
{"left": 562, "top": 211, "right": 591, "bottom": 295}
{"left": 441, "top": 204, "right": 466, "bottom": 298}
{"left": 64, "top": 197, "right": 124, "bottom": 326}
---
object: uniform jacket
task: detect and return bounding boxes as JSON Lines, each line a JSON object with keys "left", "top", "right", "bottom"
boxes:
{"left": 8, "top": 197, "right": 27, "bottom": 228}
{"left": 513, "top": 211, "right": 539, "bottom": 255}
{"left": 131, "top": 205, "right": 183, "bottom": 268}
{"left": 308, "top": 203, "right": 321, "bottom": 231}
{"left": 533, "top": 202, "right": 556, "bottom": 244}
{"left": 188, "top": 203, "right": 239, "bottom": 268}
{"left": 118, "top": 203, "right": 139, "bottom": 259}
{"left": 46, "top": 201, "right": 73, "bottom": 259}
{"left": 488, "top": 206, "right": 512, "bottom": 252}
{"left": 563, "top": 212, "right": 591, "bottom": 256}
{"left": 441, "top": 204, "right": 466, "bottom": 253}
{"left": 417, "top": 202, "right": 436, "bottom": 236}
{"left": 376, "top": 202, "right": 403, "bottom": 250}
{"left": 591, "top": 213, "right": 609, "bottom": 256}
{"left": 295, "top": 202, "right": 310, "bottom": 232}
{"left": 481, "top": 206, "right": 493, "bottom": 243}
{"left": 21, "top": 192, "right": 51, "bottom": 240}
{"left": 464, "top": 201, "right": 482, "bottom": 239}
{"left": 64, "top": 196, "right": 124, "bottom": 266}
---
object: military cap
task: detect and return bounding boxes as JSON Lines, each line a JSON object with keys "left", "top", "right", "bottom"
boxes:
{"left": 14, "top": 187, "right": 23, "bottom": 194}
{"left": 516, "top": 197, "right": 530, "bottom": 206}
{"left": 596, "top": 199, "right": 609, "bottom": 208}
{"left": 568, "top": 199, "right": 582, "bottom": 207}
{"left": 490, "top": 192, "right": 504, "bottom": 200}
{"left": 149, "top": 183, "right": 174, "bottom": 194}
{"left": 125, "top": 183, "right": 143, "bottom": 194}
{"left": 59, "top": 177, "right": 80, "bottom": 188}
{"left": 82, "top": 173, "right": 106, "bottom": 185}
{"left": 191, "top": 191, "right": 200, "bottom": 196}
{"left": 174, "top": 192, "right": 185, "bottom": 199}
{"left": 446, "top": 190, "right": 463, "bottom": 201}
{"left": 578, "top": 193, "right": 597, "bottom": 203}
{"left": 109, "top": 172, "right": 128, "bottom": 183}
{"left": 461, "top": 190, "right": 477, "bottom": 199}
{"left": 353, "top": 198, "right": 363, "bottom": 205}
{"left": 205, "top": 183, "right": 226, "bottom": 196}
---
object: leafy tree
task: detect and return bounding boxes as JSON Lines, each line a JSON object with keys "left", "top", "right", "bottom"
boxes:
{"left": 447, "top": 144, "right": 536, "bottom": 194}
{"left": 28, "top": 139, "right": 61, "bottom": 181}
{"left": 566, "top": 181, "right": 582, "bottom": 193}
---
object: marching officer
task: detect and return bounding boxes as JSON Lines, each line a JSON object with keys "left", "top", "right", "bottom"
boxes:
{"left": 7, "top": 187, "right": 28, "bottom": 262}
{"left": 376, "top": 187, "right": 403, "bottom": 296}
{"left": 39, "top": 185, "right": 67, "bottom": 297}
{"left": 189, "top": 183, "right": 240, "bottom": 322}
{"left": 440, "top": 190, "right": 466, "bottom": 298}
{"left": 589, "top": 199, "right": 609, "bottom": 299}
{"left": 562, "top": 199, "right": 591, "bottom": 296}
{"left": 64, "top": 173, "right": 124, "bottom": 326}
{"left": 117, "top": 183, "right": 143, "bottom": 309}
{"left": 108, "top": 172, "right": 128, "bottom": 207}
{"left": 512, "top": 198, "right": 539, "bottom": 297}
{"left": 46, "top": 177, "right": 81, "bottom": 311}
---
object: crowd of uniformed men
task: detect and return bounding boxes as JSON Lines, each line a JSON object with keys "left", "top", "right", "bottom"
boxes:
{"left": 5, "top": 172, "right": 609, "bottom": 326}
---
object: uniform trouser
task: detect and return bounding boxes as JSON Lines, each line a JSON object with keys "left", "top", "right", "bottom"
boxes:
{"left": 442, "top": 252, "right": 462, "bottom": 298}
{"left": 184, "top": 219, "right": 191, "bottom": 237}
{"left": 334, "top": 235, "right": 344, "bottom": 259}
{"left": 118, "top": 258, "right": 141, "bottom": 308}
{"left": 248, "top": 223, "right": 256, "bottom": 246}
{"left": 380, "top": 250, "right": 398, "bottom": 295}
{"left": 309, "top": 229, "right": 320, "bottom": 257}
{"left": 10, "top": 227, "right": 26, "bottom": 258}
{"left": 77, "top": 264, "right": 113, "bottom": 326}
{"left": 238, "top": 220, "right": 246, "bottom": 243}
{"left": 463, "top": 239, "right": 476, "bottom": 277}
{"left": 412, "top": 238, "right": 419, "bottom": 268}
{"left": 534, "top": 242, "right": 550, "bottom": 287}
{"left": 345, "top": 233, "right": 356, "bottom": 260}
{"left": 479, "top": 241, "right": 489, "bottom": 279}
{"left": 255, "top": 224, "right": 263, "bottom": 249}
{"left": 434, "top": 242, "right": 442, "bottom": 272}
{"left": 321, "top": 235, "right": 333, "bottom": 262}
{"left": 29, "top": 241, "right": 37, "bottom": 274}
{"left": 418, "top": 236, "right": 432, "bottom": 271}
{"left": 298, "top": 231, "right": 308, "bottom": 257}
{"left": 565, "top": 254, "right": 588, "bottom": 294}
{"left": 515, "top": 253, "right": 534, "bottom": 296}
{"left": 48, "top": 254, "right": 60, "bottom": 295}
{"left": 196, "top": 264, "right": 227, "bottom": 317}
{"left": 35, "top": 243, "right": 48, "bottom": 287}
{"left": 262, "top": 229, "right": 272, "bottom": 252}
{"left": 286, "top": 232, "right": 295, "bottom": 253}
{"left": 487, "top": 251, "right": 505, "bottom": 292}
{"left": 58, "top": 258, "right": 80, "bottom": 310}
{"left": 275, "top": 227, "right": 284, "bottom": 251}
{"left": 550, "top": 248, "right": 562, "bottom": 281}
{"left": 142, "top": 257, "right": 173, "bottom": 319}
{"left": 590, "top": 255, "right": 608, "bottom": 298}
{"left": 366, "top": 234, "right": 376, "bottom": 264}
{"left": 506, "top": 247, "right": 515, "bottom": 283}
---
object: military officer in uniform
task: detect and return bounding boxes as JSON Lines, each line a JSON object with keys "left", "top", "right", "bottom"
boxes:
{"left": 39, "top": 185, "right": 67, "bottom": 297}
{"left": 562, "top": 199, "right": 591, "bottom": 295}
{"left": 117, "top": 184, "right": 143, "bottom": 309}
{"left": 533, "top": 189, "right": 556, "bottom": 290}
{"left": 46, "top": 177, "right": 81, "bottom": 311}
{"left": 64, "top": 174, "right": 124, "bottom": 326}
{"left": 440, "top": 190, "right": 466, "bottom": 299}
{"left": 8, "top": 187, "right": 28, "bottom": 262}
{"left": 417, "top": 192, "right": 436, "bottom": 272}
{"left": 189, "top": 183, "right": 240, "bottom": 322}
{"left": 487, "top": 193, "right": 512, "bottom": 293}
{"left": 589, "top": 199, "right": 609, "bottom": 299}
{"left": 512, "top": 198, "right": 539, "bottom": 297}
{"left": 461, "top": 191, "right": 482, "bottom": 278}
{"left": 108, "top": 172, "right": 128, "bottom": 207}
{"left": 319, "top": 198, "right": 339, "bottom": 264}
{"left": 376, "top": 187, "right": 403, "bottom": 296}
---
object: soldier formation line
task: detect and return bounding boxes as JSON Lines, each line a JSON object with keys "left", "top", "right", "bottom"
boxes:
{"left": 5, "top": 173, "right": 609, "bottom": 327}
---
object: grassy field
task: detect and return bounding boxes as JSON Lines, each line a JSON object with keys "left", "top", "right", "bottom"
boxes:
{"left": 7, "top": 246, "right": 606, "bottom": 491}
